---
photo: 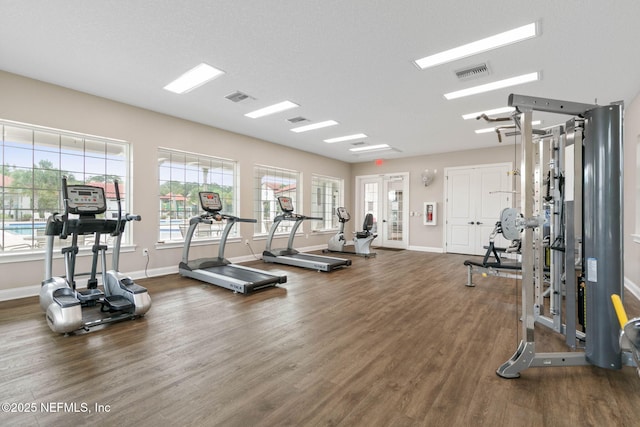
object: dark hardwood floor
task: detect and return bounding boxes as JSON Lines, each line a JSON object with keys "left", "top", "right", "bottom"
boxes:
{"left": 1, "top": 250, "right": 639, "bottom": 426}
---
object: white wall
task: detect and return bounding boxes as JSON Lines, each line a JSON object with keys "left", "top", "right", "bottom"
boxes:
{"left": 624, "top": 90, "right": 640, "bottom": 298}
{"left": 2, "top": 68, "right": 639, "bottom": 301}
{"left": 0, "top": 71, "right": 351, "bottom": 298}
{"left": 350, "top": 144, "right": 517, "bottom": 251}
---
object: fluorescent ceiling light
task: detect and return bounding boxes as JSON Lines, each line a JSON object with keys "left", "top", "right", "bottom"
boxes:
{"left": 163, "top": 63, "right": 225, "bottom": 94}
{"left": 349, "top": 144, "right": 390, "bottom": 152}
{"left": 462, "top": 107, "right": 516, "bottom": 120}
{"left": 290, "top": 120, "right": 339, "bottom": 133}
{"left": 245, "top": 101, "right": 299, "bottom": 118}
{"left": 444, "top": 72, "right": 539, "bottom": 100}
{"left": 324, "top": 133, "right": 368, "bottom": 143}
{"left": 414, "top": 23, "right": 538, "bottom": 69}
{"left": 475, "top": 120, "right": 541, "bottom": 133}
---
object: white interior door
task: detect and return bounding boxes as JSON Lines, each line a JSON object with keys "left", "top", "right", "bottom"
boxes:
{"left": 445, "top": 163, "right": 512, "bottom": 255}
{"left": 356, "top": 173, "right": 409, "bottom": 249}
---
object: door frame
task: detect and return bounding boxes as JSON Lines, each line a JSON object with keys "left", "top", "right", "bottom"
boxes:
{"left": 442, "top": 162, "right": 513, "bottom": 254}
{"left": 355, "top": 172, "right": 410, "bottom": 249}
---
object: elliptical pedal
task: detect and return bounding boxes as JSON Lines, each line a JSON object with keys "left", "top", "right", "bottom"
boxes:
{"left": 101, "top": 295, "right": 134, "bottom": 313}
{"left": 76, "top": 288, "right": 104, "bottom": 307}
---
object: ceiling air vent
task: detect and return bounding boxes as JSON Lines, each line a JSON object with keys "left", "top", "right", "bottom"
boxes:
{"left": 287, "top": 116, "right": 309, "bottom": 124}
{"left": 351, "top": 141, "right": 366, "bottom": 146}
{"left": 225, "top": 91, "right": 254, "bottom": 103}
{"left": 455, "top": 63, "right": 490, "bottom": 80}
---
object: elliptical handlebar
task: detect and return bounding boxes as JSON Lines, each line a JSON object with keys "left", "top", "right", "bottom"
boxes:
{"left": 112, "top": 179, "right": 123, "bottom": 237}
{"left": 60, "top": 176, "right": 71, "bottom": 239}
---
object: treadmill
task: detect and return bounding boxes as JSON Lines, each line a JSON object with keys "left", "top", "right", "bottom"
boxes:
{"left": 262, "top": 196, "right": 351, "bottom": 272}
{"left": 179, "top": 192, "right": 287, "bottom": 294}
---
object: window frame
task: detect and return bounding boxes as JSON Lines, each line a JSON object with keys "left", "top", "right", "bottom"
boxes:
{"left": 157, "top": 147, "right": 238, "bottom": 244}
{"left": 0, "top": 119, "right": 132, "bottom": 258}
{"left": 310, "top": 173, "right": 343, "bottom": 232}
{"left": 253, "top": 164, "right": 301, "bottom": 236}
{"left": 635, "top": 136, "right": 640, "bottom": 243}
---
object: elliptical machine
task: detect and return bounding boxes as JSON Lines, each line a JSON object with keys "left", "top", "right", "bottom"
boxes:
{"left": 39, "top": 176, "right": 151, "bottom": 334}
{"left": 325, "top": 207, "right": 377, "bottom": 258}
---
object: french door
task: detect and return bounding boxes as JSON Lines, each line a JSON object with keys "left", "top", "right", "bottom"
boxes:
{"left": 356, "top": 173, "right": 409, "bottom": 249}
{"left": 445, "top": 163, "right": 513, "bottom": 255}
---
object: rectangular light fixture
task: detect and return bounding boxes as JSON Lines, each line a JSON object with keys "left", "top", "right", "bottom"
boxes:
{"left": 475, "top": 120, "right": 541, "bottom": 133}
{"left": 163, "top": 63, "right": 225, "bottom": 94}
{"left": 462, "top": 106, "right": 515, "bottom": 120}
{"left": 349, "top": 144, "right": 390, "bottom": 152}
{"left": 324, "top": 133, "right": 367, "bottom": 143}
{"left": 444, "top": 72, "right": 539, "bottom": 100}
{"left": 290, "top": 120, "right": 339, "bottom": 133}
{"left": 414, "top": 23, "right": 538, "bottom": 70}
{"left": 245, "top": 101, "right": 299, "bottom": 118}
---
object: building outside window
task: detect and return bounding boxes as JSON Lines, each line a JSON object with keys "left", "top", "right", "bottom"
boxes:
{"left": 310, "top": 174, "right": 343, "bottom": 231}
{"left": 0, "top": 120, "right": 130, "bottom": 254}
{"left": 253, "top": 165, "right": 300, "bottom": 235}
{"left": 158, "top": 148, "right": 237, "bottom": 242}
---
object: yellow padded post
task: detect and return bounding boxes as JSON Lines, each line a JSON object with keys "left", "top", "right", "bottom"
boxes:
{"left": 611, "top": 294, "right": 628, "bottom": 328}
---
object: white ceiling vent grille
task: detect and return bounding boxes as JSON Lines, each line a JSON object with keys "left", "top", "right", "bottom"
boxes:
{"left": 225, "top": 91, "right": 254, "bottom": 103}
{"left": 287, "top": 116, "right": 309, "bottom": 124}
{"left": 455, "top": 63, "right": 490, "bottom": 80}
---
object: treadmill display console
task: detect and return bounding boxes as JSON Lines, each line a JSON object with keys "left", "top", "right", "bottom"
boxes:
{"left": 199, "top": 192, "right": 223, "bottom": 212}
{"left": 278, "top": 196, "right": 294, "bottom": 212}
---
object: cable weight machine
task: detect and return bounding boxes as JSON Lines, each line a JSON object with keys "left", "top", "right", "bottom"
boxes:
{"left": 496, "top": 94, "right": 631, "bottom": 378}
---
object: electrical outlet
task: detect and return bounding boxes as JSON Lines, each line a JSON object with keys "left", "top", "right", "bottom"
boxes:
{"left": 245, "top": 239, "right": 249, "bottom": 245}
{"left": 142, "top": 248, "right": 149, "bottom": 257}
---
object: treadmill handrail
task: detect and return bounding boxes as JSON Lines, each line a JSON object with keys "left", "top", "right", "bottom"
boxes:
{"left": 264, "top": 212, "right": 323, "bottom": 252}
{"left": 182, "top": 212, "right": 258, "bottom": 264}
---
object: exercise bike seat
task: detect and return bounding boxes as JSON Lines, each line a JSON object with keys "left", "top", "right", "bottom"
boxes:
{"left": 356, "top": 213, "right": 375, "bottom": 239}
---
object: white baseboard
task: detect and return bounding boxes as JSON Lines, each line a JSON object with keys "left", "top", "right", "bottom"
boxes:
{"left": 0, "top": 255, "right": 288, "bottom": 302}
{"left": 407, "top": 245, "right": 444, "bottom": 253}
{"left": 5, "top": 254, "right": 637, "bottom": 303}
{"left": 0, "top": 284, "right": 41, "bottom": 301}
{"left": 0, "top": 265, "right": 178, "bottom": 302}
{"left": 624, "top": 276, "right": 640, "bottom": 301}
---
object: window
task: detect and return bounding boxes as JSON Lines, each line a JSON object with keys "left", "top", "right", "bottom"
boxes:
{"left": 253, "top": 165, "right": 299, "bottom": 235}
{"left": 636, "top": 137, "right": 640, "bottom": 242}
{"left": 310, "top": 174, "right": 343, "bottom": 231}
{"left": 0, "top": 119, "right": 130, "bottom": 254}
{"left": 158, "top": 148, "right": 237, "bottom": 242}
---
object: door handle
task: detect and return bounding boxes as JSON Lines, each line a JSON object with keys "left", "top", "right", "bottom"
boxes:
{"left": 476, "top": 222, "right": 483, "bottom": 225}
{"left": 468, "top": 221, "right": 475, "bottom": 225}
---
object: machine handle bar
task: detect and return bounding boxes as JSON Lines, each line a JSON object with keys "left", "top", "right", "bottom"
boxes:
{"left": 281, "top": 213, "right": 323, "bottom": 221}
{"left": 60, "top": 176, "right": 70, "bottom": 239}
{"left": 202, "top": 213, "right": 257, "bottom": 223}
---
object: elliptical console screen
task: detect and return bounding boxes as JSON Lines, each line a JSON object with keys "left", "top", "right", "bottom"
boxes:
{"left": 67, "top": 185, "right": 107, "bottom": 214}
{"left": 199, "top": 192, "right": 222, "bottom": 212}
{"left": 278, "top": 196, "right": 294, "bottom": 213}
